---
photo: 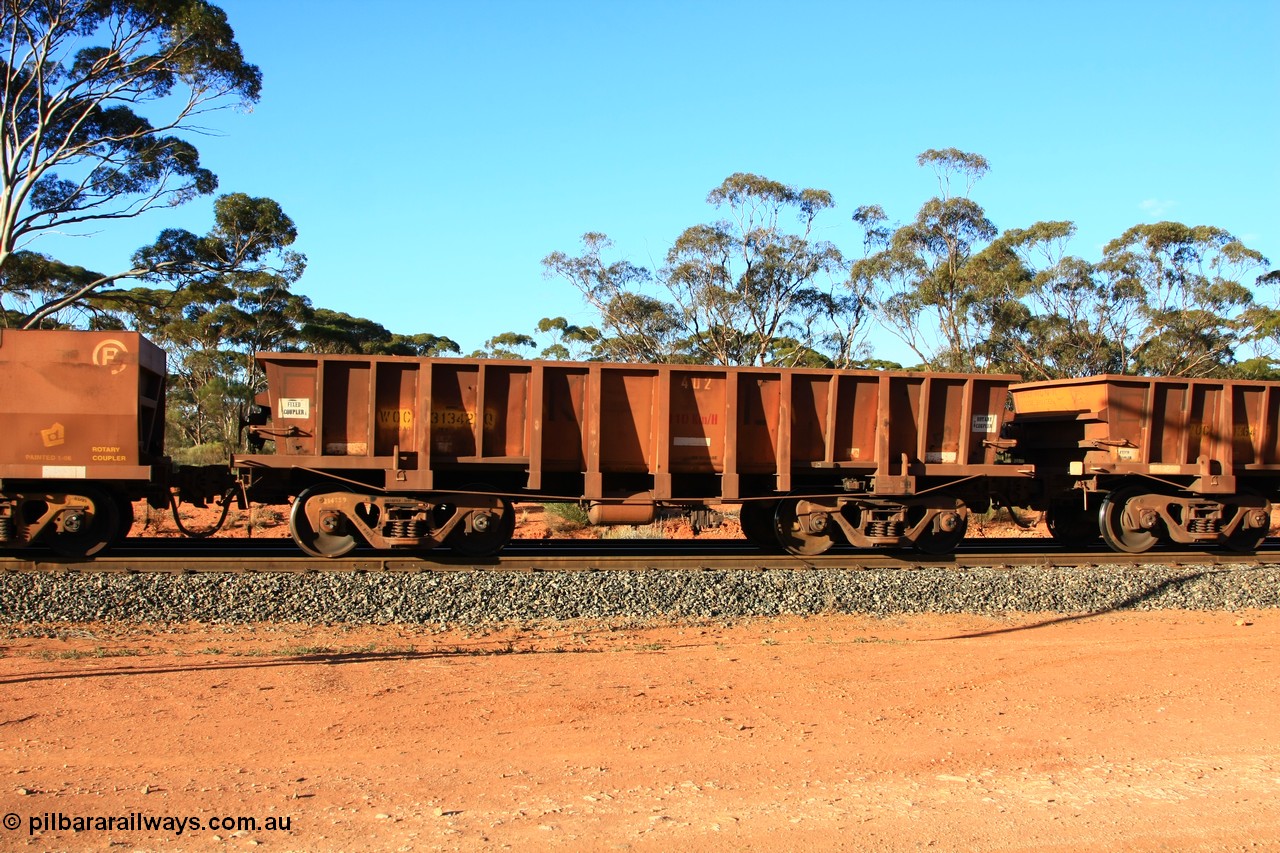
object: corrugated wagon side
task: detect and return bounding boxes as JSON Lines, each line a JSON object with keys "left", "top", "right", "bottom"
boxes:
{"left": 1009, "top": 375, "right": 1280, "bottom": 552}
{"left": 237, "top": 352, "right": 1030, "bottom": 557}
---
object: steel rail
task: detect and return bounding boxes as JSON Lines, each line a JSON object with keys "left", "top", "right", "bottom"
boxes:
{"left": 2, "top": 538, "right": 1276, "bottom": 574}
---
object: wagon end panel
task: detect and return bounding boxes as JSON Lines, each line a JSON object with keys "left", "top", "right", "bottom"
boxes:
{"left": 970, "top": 376, "right": 1015, "bottom": 465}
{"left": 0, "top": 329, "right": 164, "bottom": 480}
{"left": 869, "top": 372, "right": 1019, "bottom": 492}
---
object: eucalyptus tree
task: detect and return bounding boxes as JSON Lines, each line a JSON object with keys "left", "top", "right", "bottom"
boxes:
{"left": 0, "top": 0, "right": 296, "bottom": 327}
{"left": 104, "top": 259, "right": 310, "bottom": 455}
{"left": 973, "top": 221, "right": 1137, "bottom": 379}
{"left": 852, "top": 149, "right": 1015, "bottom": 372}
{"left": 1237, "top": 270, "right": 1280, "bottom": 377}
{"left": 542, "top": 232, "right": 682, "bottom": 363}
{"left": 1097, "top": 222, "right": 1269, "bottom": 376}
{"left": 546, "top": 174, "right": 857, "bottom": 367}
{"left": 534, "top": 316, "right": 600, "bottom": 360}
{"left": 472, "top": 331, "right": 536, "bottom": 360}
{"left": 663, "top": 173, "right": 849, "bottom": 366}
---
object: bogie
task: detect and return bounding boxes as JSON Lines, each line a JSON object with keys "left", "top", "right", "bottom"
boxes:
{"left": 286, "top": 485, "right": 516, "bottom": 558}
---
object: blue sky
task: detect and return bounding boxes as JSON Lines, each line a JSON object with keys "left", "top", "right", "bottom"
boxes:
{"left": 42, "top": 0, "right": 1280, "bottom": 362}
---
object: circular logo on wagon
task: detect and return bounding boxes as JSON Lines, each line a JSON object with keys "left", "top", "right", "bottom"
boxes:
{"left": 92, "top": 339, "right": 129, "bottom": 375}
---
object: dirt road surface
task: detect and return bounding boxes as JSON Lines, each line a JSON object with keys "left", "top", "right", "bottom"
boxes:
{"left": 1, "top": 611, "right": 1277, "bottom": 851}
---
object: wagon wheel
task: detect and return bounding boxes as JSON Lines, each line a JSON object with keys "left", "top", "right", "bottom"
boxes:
{"left": 48, "top": 487, "right": 122, "bottom": 558}
{"left": 773, "top": 499, "right": 837, "bottom": 557}
{"left": 447, "top": 495, "right": 515, "bottom": 558}
{"left": 912, "top": 509, "right": 969, "bottom": 555}
{"left": 1098, "top": 488, "right": 1160, "bottom": 554}
{"left": 1045, "top": 498, "right": 1101, "bottom": 545}
{"left": 738, "top": 501, "right": 781, "bottom": 549}
{"left": 1222, "top": 495, "right": 1270, "bottom": 553}
{"left": 1224, "top": 523, "right": 1268, "bottom": 553}
{"left": 290, "top": 485, "right": 360, "bottom": 558}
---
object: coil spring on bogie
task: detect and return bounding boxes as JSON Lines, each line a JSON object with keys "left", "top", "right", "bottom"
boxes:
{"left": 385, "top": 518, "right": 427, "bottom": 539}
{"left": 865, "top": 520, "right": 904, "bottom": 538}
{"left": 1188, "top": 518, "right": 1221, "bottom": 534}
{"left": 0, "top": 517, "right": 11, "bottom": 542}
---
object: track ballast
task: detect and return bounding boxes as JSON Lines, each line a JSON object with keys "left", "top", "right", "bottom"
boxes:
{"left": 2, "top": 539, "right": 1278, "bottom": 626}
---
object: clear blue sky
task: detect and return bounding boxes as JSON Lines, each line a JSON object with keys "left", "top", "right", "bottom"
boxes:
{"left": 48, "top": 0, "right": 1280, "bottom": 362}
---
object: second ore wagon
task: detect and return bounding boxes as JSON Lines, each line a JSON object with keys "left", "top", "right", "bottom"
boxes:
{"left": 234, "top": 353, "right": 1031, "bottom": 557}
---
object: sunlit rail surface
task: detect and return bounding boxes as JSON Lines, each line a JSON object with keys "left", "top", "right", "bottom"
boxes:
{"left": 3, "top": 537, "right": 1276, "bottom": 575}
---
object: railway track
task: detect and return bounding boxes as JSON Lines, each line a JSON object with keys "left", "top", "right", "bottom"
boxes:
{"left": 3, "top": 537, "right": 1278, "bottom": 574}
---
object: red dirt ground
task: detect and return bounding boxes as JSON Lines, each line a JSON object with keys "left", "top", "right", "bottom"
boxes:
{"left": 0, "top": 611, "right": 1277, "bottom": 851}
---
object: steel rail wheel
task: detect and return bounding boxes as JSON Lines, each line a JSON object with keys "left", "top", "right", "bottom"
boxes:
{"left": 912, "top": 509, "right": 969, "bottom": 555}
{"left": 447, "top": 497, "right": 515, "bottom": 557}
{"left": 773, "top": 498, "right": 837, "bottom": 557}
{"left": 49, "top": 487, "right": 121, "bottom": 558}
{"left": 1099, "top": 488, "right": 1160, "bottom": 554}
{"left": 290, "top": 485, "right": 360, "bottom": 558}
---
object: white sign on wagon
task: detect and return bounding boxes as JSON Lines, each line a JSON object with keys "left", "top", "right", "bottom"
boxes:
{"left": 279, "top": 398, "right": 310, "bottom": 419}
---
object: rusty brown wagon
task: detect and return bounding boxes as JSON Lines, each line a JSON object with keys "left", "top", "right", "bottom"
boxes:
{"left": 235, "top": 353, "right": 1030, "bottom": 557}
{"left": 1010, "top": 375, "right": 1280, "bottom": 553}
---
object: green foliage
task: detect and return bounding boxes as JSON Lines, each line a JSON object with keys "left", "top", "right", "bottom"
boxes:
{"left": 472, "top": 331, "right": 536, "bottom": 359}
{"left": 665, "top": 173, "right": 853, "bottom": 366}
{"left": 169, "top": 442, "right": 233, "bottom": 466}
{"left": 534, "top": 316, "right": 601, "bottom": 360}
{"left": 543, "top": 502, "right": 590, "bottom": 530}
{"left": 1, "top": 0, "right": 269, "bottom": 326}
{"left": 297, "top": 309, "right": 460, "bottom": 356}
{"left": 545, "top": 174, "right": 869, "bottom": 367}
{"left": 849, "top": 152, "right": 1276, "bottom": 379}
{"left": 852, "top": 149, "right": 1012, "bottom": 372}
{"left": 543, "top": 233, "right": 681, "bottom": 362}
{"left": 1095, "top": 222, "right": 1268, "bottom": 377}
{"left": 472, "top": 318, "right": 603, "bottom": 360}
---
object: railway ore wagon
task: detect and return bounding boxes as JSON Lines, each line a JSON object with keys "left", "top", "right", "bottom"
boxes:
{"left": 0, "top": 329, "right": 168, "bottom": 556}
{"left": 235, "top": 352, "right": 1032, "bottom": 557}
{"left": 1009, "top": 374, "right": 1280, "bottom": 552}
